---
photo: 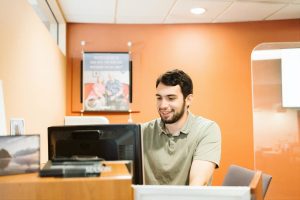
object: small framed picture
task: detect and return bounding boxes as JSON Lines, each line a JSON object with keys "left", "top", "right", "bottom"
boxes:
{"left": 10, "top": 118, "right": 25, "bottom": 135}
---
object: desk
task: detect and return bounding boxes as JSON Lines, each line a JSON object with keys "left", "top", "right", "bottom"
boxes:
{"left": 0, "top": 161, "right": 132, "bottom": 200}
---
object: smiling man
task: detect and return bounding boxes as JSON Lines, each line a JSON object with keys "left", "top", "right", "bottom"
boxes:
{"left": 142, "top": 69, "right": 221, "bottom": 185}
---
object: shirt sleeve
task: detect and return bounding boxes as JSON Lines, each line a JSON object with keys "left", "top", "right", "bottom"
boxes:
{"left": 193, "top": 122, "right": 222, "bottom": 168}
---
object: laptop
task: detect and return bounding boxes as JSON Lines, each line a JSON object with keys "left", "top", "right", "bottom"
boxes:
{"left": 0, "top": 135, "right": 40, "bottom": 176}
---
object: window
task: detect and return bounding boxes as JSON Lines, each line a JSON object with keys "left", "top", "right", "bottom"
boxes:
{"left": 27, "top": 0, "right": 66, "bottom": 54}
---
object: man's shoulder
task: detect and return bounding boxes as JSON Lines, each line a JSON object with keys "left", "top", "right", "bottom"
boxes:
{"left": 189, "top": 113, "right": 218, "bottom": 128}
{"left": 141, "top": 118, "right": 160, "bottom": 130}
{"left": 187, "top": 113, "right": 221, "bottom": 137}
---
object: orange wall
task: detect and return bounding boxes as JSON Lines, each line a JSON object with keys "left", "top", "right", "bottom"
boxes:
{"left": 66, "top": 20, "right": 300, "bottom": 184}
{"left": 0, "top": 0, "right": 66, "bottom": 163}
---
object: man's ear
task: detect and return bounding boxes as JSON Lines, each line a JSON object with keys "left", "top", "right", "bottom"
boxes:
{"left": 186, "top": 94, "right": 193, "bottom": 108}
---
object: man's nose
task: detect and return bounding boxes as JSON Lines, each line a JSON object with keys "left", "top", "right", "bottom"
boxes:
{"left": 158, "top": 99, "right": 169, "bottom": 108}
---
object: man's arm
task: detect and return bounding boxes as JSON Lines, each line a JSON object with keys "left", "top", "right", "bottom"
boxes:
{"left": 189, "top": 160, "right": 216, "bottom": 186}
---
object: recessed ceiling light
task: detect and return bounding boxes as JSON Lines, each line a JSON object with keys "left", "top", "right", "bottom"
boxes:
{"left": 190, "top": 7, "right": 206, "bottom": 15}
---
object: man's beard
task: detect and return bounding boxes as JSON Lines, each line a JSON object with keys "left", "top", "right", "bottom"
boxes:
{"left": 160, "top": 102, "right": 186, "bottom": 124}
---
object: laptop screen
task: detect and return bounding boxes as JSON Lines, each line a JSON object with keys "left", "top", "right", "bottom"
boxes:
{"left": 0, "top": 135, "right": 40, "bottom": 176}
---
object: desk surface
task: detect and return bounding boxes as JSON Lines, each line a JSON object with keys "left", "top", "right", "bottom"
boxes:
{"left": 0, "top": 161, "right": 132, "bottom": 200}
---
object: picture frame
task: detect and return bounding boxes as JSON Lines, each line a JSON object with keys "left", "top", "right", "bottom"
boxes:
{"left": 0, "top": 135, "right": 40, "bottom": 176}
{"left": 82, "top": 52, "right": 131, "bottom": 112}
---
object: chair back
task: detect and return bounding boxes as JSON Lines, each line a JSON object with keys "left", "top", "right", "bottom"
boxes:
{"left": 222, "top": 165, "right": 272, "bottom": 200}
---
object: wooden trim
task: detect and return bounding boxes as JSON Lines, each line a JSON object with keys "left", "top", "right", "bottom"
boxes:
{"left": 249, "top": 170, "right": 263, "bottom": 200}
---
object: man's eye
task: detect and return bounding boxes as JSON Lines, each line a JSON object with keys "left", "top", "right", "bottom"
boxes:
{"left": 168, "top": 97, "right": 176, "bottom": 101}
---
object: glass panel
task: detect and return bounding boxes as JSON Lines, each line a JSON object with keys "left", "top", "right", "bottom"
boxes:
{"left": 27, "top": 0, "right": 58, "bottom": 44}
{"left": 252, "top": 43, "right": 300, "bottom": 200}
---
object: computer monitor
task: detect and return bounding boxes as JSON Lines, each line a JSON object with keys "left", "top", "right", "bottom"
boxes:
{"left": 47, "top": 124, "right": 143, "bottom": 184}
{"left": 133, "top": 185, "right": 251, "bottom": 200}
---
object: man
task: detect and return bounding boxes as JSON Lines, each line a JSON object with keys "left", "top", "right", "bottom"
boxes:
{"left": 142, "top": 69, "right": 221, "bottom": 185}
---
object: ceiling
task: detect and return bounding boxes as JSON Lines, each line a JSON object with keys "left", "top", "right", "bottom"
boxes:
{"left": 57, "top": 0, "right": 300, "bottom": 24}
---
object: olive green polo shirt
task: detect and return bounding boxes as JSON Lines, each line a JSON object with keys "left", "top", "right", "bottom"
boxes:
{"left": 142, "top": 112, "right": 221, "bottom": 185}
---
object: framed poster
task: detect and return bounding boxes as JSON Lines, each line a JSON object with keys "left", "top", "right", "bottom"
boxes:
{"left": 83, "top": 52, "right": 131, "bottom": 111}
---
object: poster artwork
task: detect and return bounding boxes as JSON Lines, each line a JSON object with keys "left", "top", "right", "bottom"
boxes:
{"left": 83, "top": 53, "right": 130, "bottom": 111}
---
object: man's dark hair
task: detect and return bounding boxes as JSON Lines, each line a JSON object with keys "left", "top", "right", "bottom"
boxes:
{"left": 156, "top": 69, "right": 193, "bottom": 99}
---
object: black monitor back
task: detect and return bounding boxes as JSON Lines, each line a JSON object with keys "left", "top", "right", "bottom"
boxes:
{"left": 47, "top": 124, "right": 143, "bottom": 184}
